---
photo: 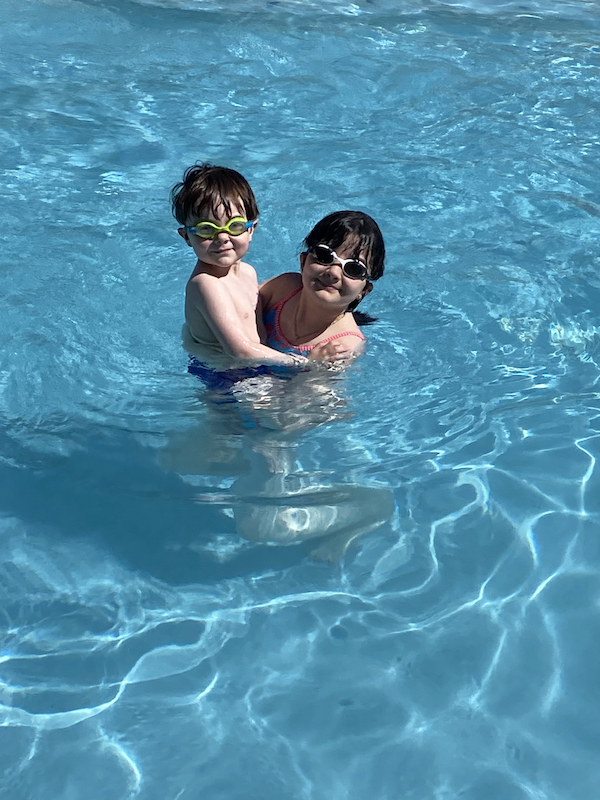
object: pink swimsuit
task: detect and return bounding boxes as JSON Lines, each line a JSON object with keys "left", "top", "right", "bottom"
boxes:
{"left": 263, "top": 287, "right": 366, "bottom": 355}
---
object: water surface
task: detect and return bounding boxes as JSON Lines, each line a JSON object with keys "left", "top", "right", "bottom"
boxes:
{"left": 1, "top": 0, "right": 600, "bottom": 797}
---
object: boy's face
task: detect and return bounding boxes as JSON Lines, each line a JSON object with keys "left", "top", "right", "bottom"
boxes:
{"left": 179, "top": 200, "right": 255, "bottom": 270}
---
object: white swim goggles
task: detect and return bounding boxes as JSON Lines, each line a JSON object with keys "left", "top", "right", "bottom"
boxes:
{"left": 309, "top": 244, "right": 369, "bottom": 280}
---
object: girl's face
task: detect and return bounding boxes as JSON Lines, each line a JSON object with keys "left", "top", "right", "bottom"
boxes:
{"left": 300, "top": 238, "right": 371, "bottom": 311}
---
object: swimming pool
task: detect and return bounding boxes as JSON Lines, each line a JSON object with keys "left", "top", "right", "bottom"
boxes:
{"left": 1, "top": 0, "right": 600, "bottom": 797}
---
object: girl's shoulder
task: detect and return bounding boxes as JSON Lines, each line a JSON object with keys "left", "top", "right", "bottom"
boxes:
{"left": 259, "top": 272, "right": 302, "bottom": 310}
{"left": 336, "top": 310, "right": 362, "bottom": 334}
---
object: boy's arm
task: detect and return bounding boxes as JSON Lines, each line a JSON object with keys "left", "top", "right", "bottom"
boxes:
{"left": 188, "top": 275, "right": 302, "bottom": 366}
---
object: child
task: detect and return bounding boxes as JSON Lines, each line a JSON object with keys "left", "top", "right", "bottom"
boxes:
{"left": 172, "top": 163, "right": 305, "bottom": 372}
{"left": 260, "top": 210, "right": 385, "bottom": 360}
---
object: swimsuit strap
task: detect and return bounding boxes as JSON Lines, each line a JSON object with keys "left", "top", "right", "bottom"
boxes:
{"left": 273, "top": 286, "right": 365, "bottom": 352}
{"left": 312, "top": 330, "right": 366, "bottom": 347}
{"left": 272, "top": 286, "right": 302, "bottom": 350}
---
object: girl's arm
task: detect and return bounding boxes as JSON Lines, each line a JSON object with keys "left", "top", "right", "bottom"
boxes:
{"left": 309, "top": 332, "right": 366, "bottom": 363}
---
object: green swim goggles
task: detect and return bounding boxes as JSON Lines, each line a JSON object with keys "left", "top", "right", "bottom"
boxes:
{"left": 185, "top": 217, "right": 254, "bottom": 240}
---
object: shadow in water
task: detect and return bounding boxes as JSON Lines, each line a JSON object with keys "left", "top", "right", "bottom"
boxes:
{"left": 162, "top": 369, "right": 396, "bottom": 564}
{"left": 0, "top": 428, "right": 319, "bottom": 585}
{"left": 0, "top": 369, "right": 395, "bottom": 583}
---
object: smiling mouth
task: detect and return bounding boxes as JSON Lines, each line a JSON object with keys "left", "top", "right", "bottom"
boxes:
{"left": 315, "top": 279, "right": 339, "bottom": 291}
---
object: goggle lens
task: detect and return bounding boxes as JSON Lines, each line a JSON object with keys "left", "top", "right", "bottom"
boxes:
{"left": 187, "top": 217, "right": 251, "bottom": 239}
{"left": 312, "top": 244, "right": 368, "bottom": 280}
{"left": 341, "top": 260, "right": 368, "bottom": 280}
{"left": 312, "top": 244, "right": 336, "bottom": 265}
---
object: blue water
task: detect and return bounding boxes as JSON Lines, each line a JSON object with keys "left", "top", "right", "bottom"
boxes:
{"left": 2, "top": 0, "right": 600, "bottom": 797}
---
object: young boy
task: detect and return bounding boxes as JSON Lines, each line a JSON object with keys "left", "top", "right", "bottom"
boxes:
{"left": 171, "top": 163, "right": 302, "bottom": 371}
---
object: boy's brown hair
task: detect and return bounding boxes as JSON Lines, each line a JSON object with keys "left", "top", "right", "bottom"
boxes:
{"left": 171, "top": 163, "right": 259, "bottom": 225}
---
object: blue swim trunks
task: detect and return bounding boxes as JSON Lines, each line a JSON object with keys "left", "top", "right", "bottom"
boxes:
{"left": 187, "top": 356, "right": 304, "bottom": 392}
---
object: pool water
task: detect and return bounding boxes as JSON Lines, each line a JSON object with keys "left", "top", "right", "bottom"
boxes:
{"left": 2, "top": 0, "right": 600, "bottom": 797}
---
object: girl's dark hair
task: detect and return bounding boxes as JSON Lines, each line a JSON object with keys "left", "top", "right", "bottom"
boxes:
{"left": 171, "top": 163, "right": 259, "bottom": 225}
{"left": 303, "top": 210, "right": 385, "bottom": 323}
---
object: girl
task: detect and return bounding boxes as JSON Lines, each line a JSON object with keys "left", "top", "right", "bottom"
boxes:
{"left": 260, "top": 210, "right": 385, "bottom": 362}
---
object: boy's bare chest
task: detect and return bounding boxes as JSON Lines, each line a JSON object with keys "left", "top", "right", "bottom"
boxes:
{"left": 221, "top": 271, "right": 258, "bottom": 317}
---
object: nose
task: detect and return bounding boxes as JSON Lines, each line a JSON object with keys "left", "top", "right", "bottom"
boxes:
{"left": 323, "top": 260, "right": 343, "bottom": 281}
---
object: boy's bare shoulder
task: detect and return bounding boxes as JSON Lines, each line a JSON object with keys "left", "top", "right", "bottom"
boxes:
{"left": 238, "top": 259, "right": 258, "bottom": 278}
{"left": 185, "top": 271, "right": 215, "bottom": 305}
{"left": 185, "top": 271, "right": 232, "bottom": 317}
{"left": 187, "top": 260, "right": 258, "bottom": 294}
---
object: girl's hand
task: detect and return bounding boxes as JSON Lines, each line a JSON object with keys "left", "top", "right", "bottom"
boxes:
{"left": 307, "top": 339, "right": 356, "bottom": 364}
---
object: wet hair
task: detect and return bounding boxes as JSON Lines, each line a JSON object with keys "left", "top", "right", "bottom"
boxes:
{"left": 302, "top": 210, "right": 385, "bottom": 322}
{"left": 171, "top": 163, "right": 259, "bottom": 225}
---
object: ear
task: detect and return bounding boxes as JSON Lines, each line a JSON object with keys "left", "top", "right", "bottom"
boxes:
{"left": 178, "top": 228, "right": 192, "bottom": 246}
{"left": 361, "top": 281, "right": 373, "bottom": 299}
{"left": 247, "top": 221, "right": 258, "bottom": 241}
{"left": 300, "top": 251, "right": 307, "bottom": 271}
